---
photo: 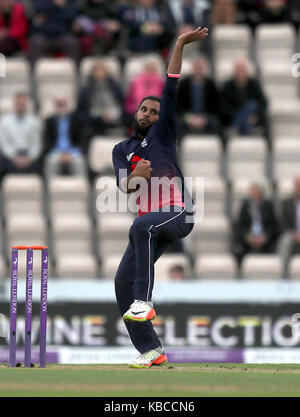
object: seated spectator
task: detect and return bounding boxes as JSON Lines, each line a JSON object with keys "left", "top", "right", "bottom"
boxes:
{"left": 278, "top": 177, "right": 300, "bottom": 277}
{"left": 118, "top": 0, "right": 175, "bottom": 55}
{"left": 77, "top": 60, "right": 124, "bottom": 137}
{"left": 232, "top": 183, "right": 278, "bottom": 265}
{"left": 0, "top": 0, "right": 29, "bottom": 56}
{"left": 211, "top": 0, "right": 237, "bottom": 25}
{"left": 290, "top": 0, "right": 300, "bottom": 27}
{"left": 125, "top": 59, "right": 164, "bottom": 123}
{"left": 0, "top": 92, "right": 42, "bottom": 175}
{"left": 177, "top": 57, "right": 223, "bottom": 144}
{"left": 257, "top": 0, "right": 292, "bottom": 25}
{"left": 221, "top": 59, "right": 268, "bottom": 138}
{"left": 73, "top": 0, "right": 121, "bottom": 55}
{"left": 43, "top": 97, "right": 87, "bottom": 179}
{"left": 29, "top": 0, "right": 80, "bottom": 67}
{"left": 167, "top": 0, "right": 210, "bottom": 35}
{"left": 167, "top": 0, "right": 210, "bottom": 56}
{"left": 168, "top": 264, "right": 185, "bottom": 280}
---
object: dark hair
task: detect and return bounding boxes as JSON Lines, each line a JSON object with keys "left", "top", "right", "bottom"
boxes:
{"left": 138, "top": 95, "right": 161, "bottom": 110}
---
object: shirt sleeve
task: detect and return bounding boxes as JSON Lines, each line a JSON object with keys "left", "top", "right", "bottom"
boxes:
{"left": 154, "top": 74, "right": 180, "bottom": 143}
{"left": 112, "top": 144, "right": 131, "bottom": 193}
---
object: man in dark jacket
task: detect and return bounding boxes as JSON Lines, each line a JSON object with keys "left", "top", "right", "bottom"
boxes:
{"left": 29, "top": 0, "right": 80, "bottom": 66}
{"left": 43, "top": 96, "right": 86, "bottom": 179}
{"left": 221, "top": 59, "right": 268, "bottom": 137}
{"left": 233, "top": 183, "right": 278, "bottom": 265}
{"left": 77, "top": 59, "right": 125, "bottom": 137}
{"left": 73, "top": 0, "right": 121, "bottom": 54}
{"left": 117, "top": 0, "right": 175, "bottom": 54}
{"left": 177, "top": 56, "right": 223, "bottom": 143}
{"left": 278, "top": 176, "right": 300, "bottom": 276}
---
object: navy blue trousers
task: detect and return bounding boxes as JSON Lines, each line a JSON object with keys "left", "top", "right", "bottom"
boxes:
{"left": 115, "top": 207, "right": 193, "bottom": 353}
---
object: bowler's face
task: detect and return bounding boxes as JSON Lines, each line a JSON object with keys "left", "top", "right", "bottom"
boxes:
{"left": 136, "top": 99, "right": 160, "bottom": 129}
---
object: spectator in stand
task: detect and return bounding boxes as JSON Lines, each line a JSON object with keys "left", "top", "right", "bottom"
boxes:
{"left": 176, "top": 56, "right": 223, "bottom": 144}
{"left": 0, "top": 92, "right": 42, "bottom": 175}
{"left": 29, "top": 0, "right": 80, "bottom": 67}
{"left": 290, "top": 0, "right": 300, "bottom": 28}
{"left": 73, "top": 0, "right": 121, "bottom": 55}
{"left": 117, "top": 0, "right": 175, "bottom": 55}
{"left": 232, "top": 183, "right": 278, "bottom": 266}
{"left": 278, "top": 177, "right": 300, "bottom": 277}
{"left": 77, "top": 60, "right": 124, "bottom": 137}
{"left": 167, "top": 0, "right": 210, "bottom": 35}
{"left": 257, "top": 0, "right": 292, "bottom": 25}
{"left": 167, "top": 0, "right": 210, "bottom": 56}
{"left": 234, "top": 0, "right": 261, "bottom": 28}
{"left": 0, "top": 0, "right": 29, "bottom": 55}
{"left": 221, "top": 59, "right": 268, "bottom": 138}
{"left": 125, "top": 59, "right": 164, "bottom": 124}
{"left": 43, "top": 96, "right": 87, "bottom": 179}
{"left": 168, "top": 264, "right": 185, "bottom": 280}
{"left": 211, "top": 0, "right": 237, "bottom": 25}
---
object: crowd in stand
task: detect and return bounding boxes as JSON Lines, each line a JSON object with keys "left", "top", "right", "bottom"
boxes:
{"left": 0, "top": 0, "right": 300, "bottom": 278}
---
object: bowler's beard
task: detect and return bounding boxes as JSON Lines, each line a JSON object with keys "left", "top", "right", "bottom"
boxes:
{"left": 134, "top": 117, "right": 152, "bottom": 138}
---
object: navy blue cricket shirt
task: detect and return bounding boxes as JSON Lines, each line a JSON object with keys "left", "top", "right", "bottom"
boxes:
{"left": 112, "top": 74, "right": 193, "bottom": 216}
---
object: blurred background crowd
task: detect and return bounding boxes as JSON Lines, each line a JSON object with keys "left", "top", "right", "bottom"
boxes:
{"left": 0, "top": 0, "right": 300, "bottom": 281}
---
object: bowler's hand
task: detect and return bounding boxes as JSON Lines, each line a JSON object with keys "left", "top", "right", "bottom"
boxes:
{"left": 178, "top": 27, "right": 208, "bottom": 45}
{"left": 132, "top": 158, "right": 153, "bottom": 180}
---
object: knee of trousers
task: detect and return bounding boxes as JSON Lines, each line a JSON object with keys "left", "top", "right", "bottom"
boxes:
{"left": 129, "top": 219, "right": 157, "bottom": 240}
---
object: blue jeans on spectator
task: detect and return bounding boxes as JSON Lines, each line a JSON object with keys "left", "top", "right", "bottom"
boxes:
{"left": 232, "top": 100, "right": 259, "bottom": 135}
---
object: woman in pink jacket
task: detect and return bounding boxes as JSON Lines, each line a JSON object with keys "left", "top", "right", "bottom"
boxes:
{"left": 125, "top": 59, "right": 165, "bottom": 119}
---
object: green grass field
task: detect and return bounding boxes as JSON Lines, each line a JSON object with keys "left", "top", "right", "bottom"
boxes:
{"left": 1, "top": 363, "right": 300, "bottom": 396}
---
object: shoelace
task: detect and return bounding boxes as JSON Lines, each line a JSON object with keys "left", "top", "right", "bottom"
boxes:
{"left": 139, "top": 350, "right": 159, "bottom": 362}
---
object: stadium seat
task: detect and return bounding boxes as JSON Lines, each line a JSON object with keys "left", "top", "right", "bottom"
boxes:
{"left": 56, "top": 254, "right": 98, "bottom": 279}
{"left": 51, "top": 214, "right": 92, "bottom": 240}
{"left": 272, "top": 139, "right": 300, "bottom": 181}
{"left": 97, "top": 213, "right": 132, "bottom": 258}
{"left": 230, "top": 178, "right": 271, "bottom": 220}
{"left": 53, "top": 238, "right": 93, "bottom": 258}
{"left": 34, "top": 58, "right": 77, "bottom": 108}
{"left": 101, "top": 254, "right": 122, "bottom": 279}
{"left": 256, "top": 24, "right": 295, "bottom": 63}
{"left": 186, "top": 177, "right": 227, "bottom": 217}
{"left": 6, "top": 214, "right": 47, "bottom": 249}
{"left": 195, "top": 254, "right": 237, "bottom": 279}
{"left": 48, "top": 176, "right": 90, "bottom": 215}
{"left": 123, "top": 54, "right": 166, "bottom": 87}
{"left": 241, "top": 254, "right": 283, "bottom": 279}
{"left": 79, "top": 56, "right": 122, "bottom": 86}
{"left": 2, "top": 175, "right": 44, "bottom": 215}
{"left": 270, "top": 101, "right": 300, "bottom": 137}
{"left": 192, "top": 215, "right": 231, "bottom": 254}
{"left": 288, "top": 256, "right": 300, "bottom": 280}
{"left": 212, "top": 25, "right": 251, "bottom": 56}
{"left": 276, "top": 178, "right": 294, "bottom": 202}
{"left": 226, "top": 137, "right": 267, "bottom": 181}
{"left": 154, "top": 254, "right": 191, "bottom": 281}
{"left": 89, "top": 137, "right": 123, "bottom": 174}
{"left": 0, "top": 58, "right": 31, "bottom": 100}
{"left": 259, "top": 61, "right": 298, "bottom": 100}
{"left": 181, "top": 135, "right": 222, "bottom": 178}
